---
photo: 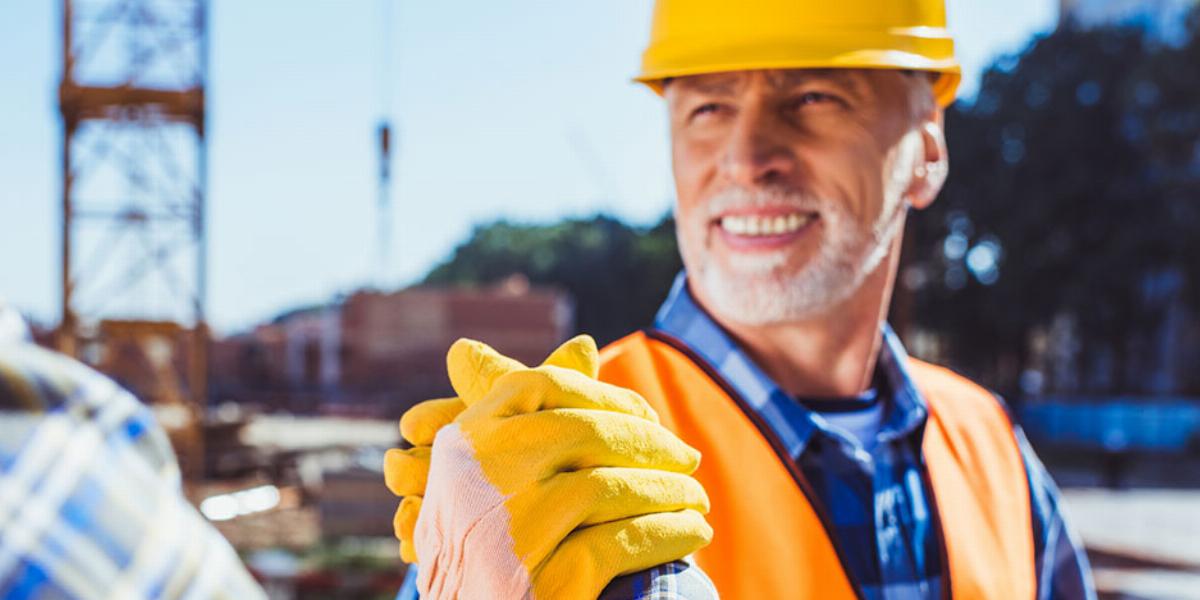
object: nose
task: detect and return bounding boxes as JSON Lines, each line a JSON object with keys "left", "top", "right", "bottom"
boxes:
{"left": 718, "top": 106, "right": 797, "bottom": 188}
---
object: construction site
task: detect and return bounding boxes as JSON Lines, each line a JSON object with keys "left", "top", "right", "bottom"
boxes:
{"left": 3, "top": 0, "right": 1200, "bottom": 599}
{"left": 31, "top": 0, "right": 580, "bottom": 596}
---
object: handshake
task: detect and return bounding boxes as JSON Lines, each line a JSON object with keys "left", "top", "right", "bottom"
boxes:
{"left": 383, "top": 335, "right": 713, "bottom": 599}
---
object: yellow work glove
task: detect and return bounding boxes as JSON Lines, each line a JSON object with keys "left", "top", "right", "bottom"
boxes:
{"left": 386, "top": 335, "right": 711, "bottom": 600}
{"left": 383, "top": 341, "right": 533, "bottom": 562}
{"left": 385, "top": 397, "right": 465, "bottom": 562}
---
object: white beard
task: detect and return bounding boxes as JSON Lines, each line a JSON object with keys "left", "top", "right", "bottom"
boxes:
{"left": 677, "top": 140, "right": 917, "bottom": 326}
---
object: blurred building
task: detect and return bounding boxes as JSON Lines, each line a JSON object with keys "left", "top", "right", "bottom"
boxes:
{"left": 211, "top": 276, "right": 572, "bottom": 417}
{"left": 1024, "top": 268, "right": 1200, "bottom": 398}
{"left": 1016, "top": 269, "right": 1200, "bottom": 490}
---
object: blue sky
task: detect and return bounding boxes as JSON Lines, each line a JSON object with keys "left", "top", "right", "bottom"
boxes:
{"left": 0, "top": 0, "right": 1058, "bottom": 334}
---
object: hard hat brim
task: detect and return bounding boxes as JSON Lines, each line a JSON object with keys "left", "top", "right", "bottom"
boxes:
{"left": 635, "top": 30, "right": 962, "bottom": 107}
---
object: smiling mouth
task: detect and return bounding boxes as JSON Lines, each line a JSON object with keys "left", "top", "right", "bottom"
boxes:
{"left": 717, "top": 212, "right": 816, "bottom": 237}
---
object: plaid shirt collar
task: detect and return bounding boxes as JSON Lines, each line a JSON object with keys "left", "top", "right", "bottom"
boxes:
{"left": 653, "top": 272, "right": 928, "bottom": 457}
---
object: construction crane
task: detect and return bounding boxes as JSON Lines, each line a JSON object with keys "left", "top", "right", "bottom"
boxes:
{"left": 58, "top": 0, "right": 209, "bottom": 477}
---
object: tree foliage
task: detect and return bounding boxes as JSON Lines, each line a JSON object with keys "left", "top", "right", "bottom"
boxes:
{"left": 909, "top": 14, "right": 1200, "bottom": 394}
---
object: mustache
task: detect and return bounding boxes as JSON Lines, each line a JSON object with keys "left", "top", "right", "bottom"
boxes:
{"left": 703, "top": 186, "right": 826, "bottom": 220}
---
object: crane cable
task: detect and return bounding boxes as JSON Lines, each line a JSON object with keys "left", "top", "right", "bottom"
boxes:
{"left": 375, "top": 0, "right": 396, "bottom": 287}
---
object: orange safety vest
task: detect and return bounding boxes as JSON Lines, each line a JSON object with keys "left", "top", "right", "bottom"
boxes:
{"left": 598, "top": 330, "right": 1035, "bottom": 600}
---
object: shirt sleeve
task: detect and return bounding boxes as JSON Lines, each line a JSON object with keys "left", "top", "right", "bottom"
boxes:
{"left": 0, "top": 343, "right": 267, "bottom": 599}
{"left": 600, "top": 560, "right": 719, "bottom": 600}
{"left": 396, "top": 560, "right": 718, "bottom": 600}
{"left": 1014, "top": 426, "right": 1098, "bottom": 600}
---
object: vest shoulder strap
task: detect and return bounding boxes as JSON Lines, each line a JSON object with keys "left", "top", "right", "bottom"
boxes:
{"left": 910, "top": 359, "right": 1036, "bottom": 600}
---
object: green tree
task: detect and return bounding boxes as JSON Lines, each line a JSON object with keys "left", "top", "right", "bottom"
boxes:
{"left": 908, "top": 14, "right": 1200, "bottom": 396}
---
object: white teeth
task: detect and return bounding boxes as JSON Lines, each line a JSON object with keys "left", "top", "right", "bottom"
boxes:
{"left": 720, "top": 213, "right": 812, "bottom": 237}
{"left": 723, "top": 216, "right": 747, "bottom": 234}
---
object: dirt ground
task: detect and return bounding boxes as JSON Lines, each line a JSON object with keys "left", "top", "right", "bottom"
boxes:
{"left": 1063, "top": 489, "right": 1200, "bottom": 599}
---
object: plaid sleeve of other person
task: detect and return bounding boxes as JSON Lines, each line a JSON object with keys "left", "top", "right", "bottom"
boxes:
{"left": 0, "top": 343, "right": 266, "bottom": 600}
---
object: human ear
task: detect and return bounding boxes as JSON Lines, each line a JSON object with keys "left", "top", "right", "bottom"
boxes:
{"left": 906, "top": 110, "right": 948, "bottom": 210}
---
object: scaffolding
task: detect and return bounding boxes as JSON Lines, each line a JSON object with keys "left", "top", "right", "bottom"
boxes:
{"left": 58, "top": 0, "right": 209, "bottom": 476}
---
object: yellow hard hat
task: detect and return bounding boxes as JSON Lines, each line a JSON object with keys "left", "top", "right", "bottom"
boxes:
{"left": 636, "top": 0, "right": 962, "bottom": 107}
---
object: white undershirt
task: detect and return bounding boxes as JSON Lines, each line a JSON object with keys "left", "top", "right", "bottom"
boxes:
{"left": 819, "top": 402, "right": 887, "bottom": 453}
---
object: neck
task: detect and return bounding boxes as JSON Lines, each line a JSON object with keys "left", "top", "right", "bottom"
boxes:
{"left": 700, "top": 234, "right": 904, "bottom": 398}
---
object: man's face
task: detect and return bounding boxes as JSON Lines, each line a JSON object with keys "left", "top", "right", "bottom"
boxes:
{"left": 666, "top": 69, "right": 938, "bottom": 325}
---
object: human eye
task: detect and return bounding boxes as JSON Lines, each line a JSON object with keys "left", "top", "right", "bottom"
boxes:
{"left": 787, "top": 91, "right": 845, "bottom": 111}
{"left": 689, "top": 102, "right": 727, "bottom": 122}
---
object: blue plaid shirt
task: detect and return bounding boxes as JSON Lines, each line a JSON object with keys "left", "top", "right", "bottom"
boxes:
{"left": 652, "top": 273, "right": 1095, "bottom": 600}
{"left": 396, "top": 559, "right": 716, "bottom": 599}
{"left": 0, "top": 341, "right": 266, "bottom": 599}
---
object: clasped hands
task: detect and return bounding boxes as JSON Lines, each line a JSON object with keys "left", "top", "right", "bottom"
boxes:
{"left": 383, "top": 335, "right": 711, "bottom": 599}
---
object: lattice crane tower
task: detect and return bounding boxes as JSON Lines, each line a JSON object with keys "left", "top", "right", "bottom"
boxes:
{"left": 58, "top": 0, "right": 209, "bottom": 476}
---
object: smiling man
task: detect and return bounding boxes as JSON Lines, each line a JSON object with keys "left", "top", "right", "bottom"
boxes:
{"left": 665, "top": 67, "right": 942, "bottom": 401}
{"left": 387, "top": 1, "right": 1096, "bottom": 598}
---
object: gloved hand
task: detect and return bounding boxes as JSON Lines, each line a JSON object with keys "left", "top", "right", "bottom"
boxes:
{"left": 385, "top": 335, "right": 712, "bottom": 600}
{"left": 383, "top": 340, "right": 544, "bottom": 562}
{"left": 386, "top": 397, "right": 467, "bottom": 563}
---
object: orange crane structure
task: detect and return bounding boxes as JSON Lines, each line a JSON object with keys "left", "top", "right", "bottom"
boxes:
{"left": 58, "top": 0, "right": 209, "bottom": 477}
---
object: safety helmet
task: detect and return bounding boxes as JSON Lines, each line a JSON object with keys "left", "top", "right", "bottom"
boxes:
{"left": 636, "top": 0, "right": 962, "bottom": 107}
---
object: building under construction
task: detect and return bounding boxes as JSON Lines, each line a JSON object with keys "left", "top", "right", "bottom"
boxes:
{"left": 209, "top": 277, "right": 572, "bottom": 419}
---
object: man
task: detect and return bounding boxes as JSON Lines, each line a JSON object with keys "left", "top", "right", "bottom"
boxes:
{"left": 385, "top": 0, "right": 1095, "bottom": 598}
{"left": 0, "top": 301, "right": 267, "bottom": 599}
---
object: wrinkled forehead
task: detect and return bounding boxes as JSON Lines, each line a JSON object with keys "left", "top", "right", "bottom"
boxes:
{"left": 664, "top": 68, "right": 936, "bottom": 120}
{"left": 666, "top": 68, "right": 869, "bottom": 96}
